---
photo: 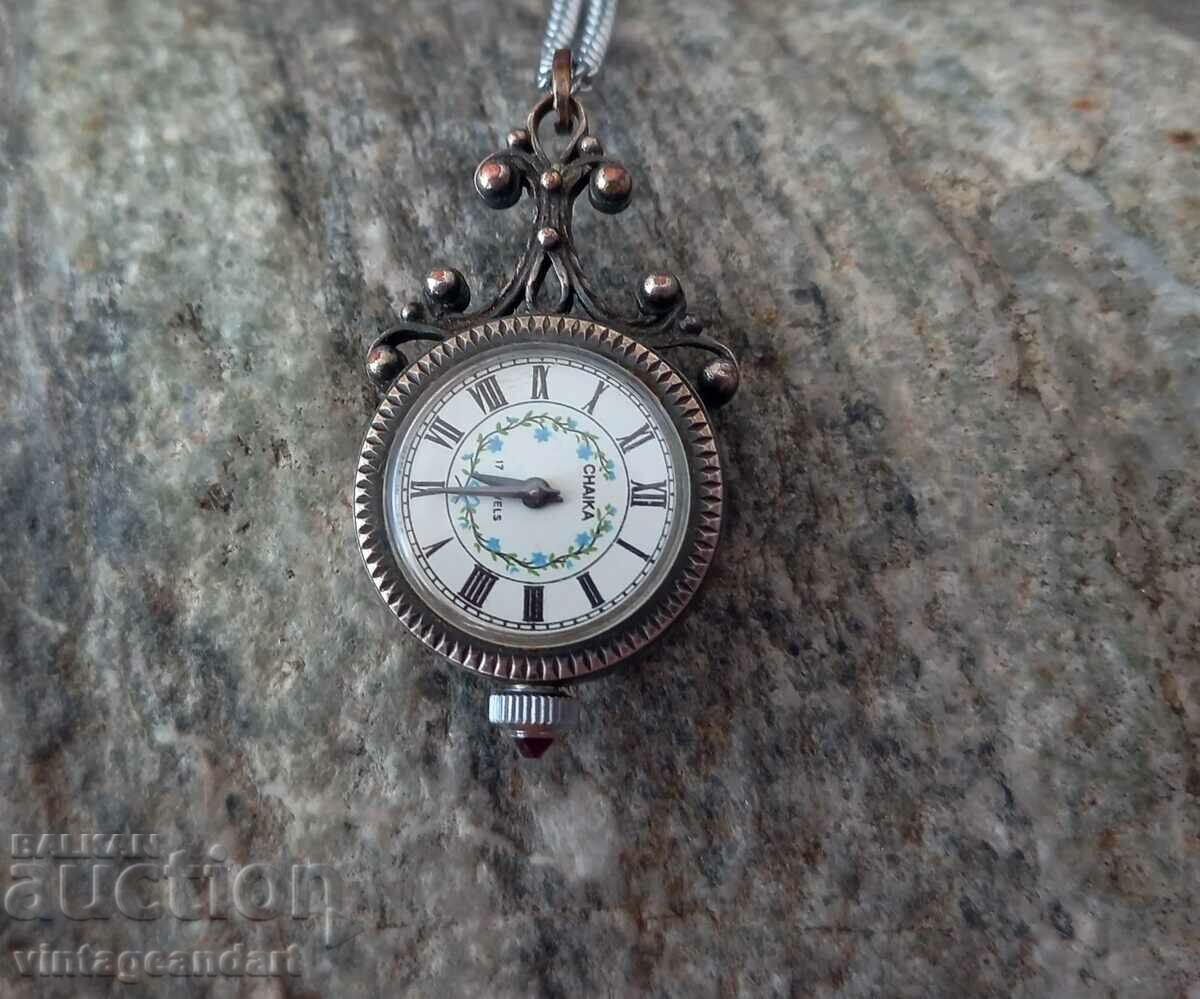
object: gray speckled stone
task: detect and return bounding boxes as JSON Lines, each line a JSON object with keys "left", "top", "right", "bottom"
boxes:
{"left": 1, "top": 0, "right": 1198, "bottom": 995}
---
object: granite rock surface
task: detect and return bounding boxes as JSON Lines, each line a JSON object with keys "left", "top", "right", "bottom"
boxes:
{"left": 1, "top": 0, "right": 1199, "bottom": 995}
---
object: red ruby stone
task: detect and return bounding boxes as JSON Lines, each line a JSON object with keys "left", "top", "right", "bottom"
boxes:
{"left": 513, "top": 736, "right": 554, "bottom": 759}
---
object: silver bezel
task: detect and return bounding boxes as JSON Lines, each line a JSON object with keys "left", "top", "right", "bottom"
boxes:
{"left": 354, "top": 315, "right": 723, "bottom": 683}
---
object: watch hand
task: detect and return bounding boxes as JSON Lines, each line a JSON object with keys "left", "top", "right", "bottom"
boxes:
{"left": 466, "top": 472, "right": 530, "bottom": 488}
{"left": 467, "top": 474, "right": 564, "bottom": 507}
{"left": 416, "top": 477, "right": 563, "bottom": 509}
{"left": 432, "top": 486, "right": 537, "bottom": 500}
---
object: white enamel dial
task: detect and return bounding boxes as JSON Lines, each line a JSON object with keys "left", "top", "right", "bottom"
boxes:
{"left": 383, "top": 343, "right": 690, "bottom": 647}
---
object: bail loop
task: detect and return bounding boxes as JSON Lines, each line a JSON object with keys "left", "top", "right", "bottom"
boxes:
{"left": 552, "top": 47, "right": 574, "bottom": 133}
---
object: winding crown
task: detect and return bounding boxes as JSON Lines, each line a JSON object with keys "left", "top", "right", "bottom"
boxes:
{"left": 487, "top": 688, "right": 580, "bottom": 758}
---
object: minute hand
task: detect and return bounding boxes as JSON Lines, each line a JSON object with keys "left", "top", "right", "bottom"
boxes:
{"left": 415, "top": 476, "right": 562, "bottom": 509}
{"left": 425, "top": 486, "right": 534, "bottom": 499}
{"left": 466, "top": 472, "right": 532, "bottom": 488}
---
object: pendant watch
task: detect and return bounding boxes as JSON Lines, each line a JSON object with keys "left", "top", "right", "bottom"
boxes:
{"left": 353, "top": 50, "right": 740, "bottom": 757}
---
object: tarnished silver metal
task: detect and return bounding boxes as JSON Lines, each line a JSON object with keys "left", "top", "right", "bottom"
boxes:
{"left": 552, "top": 48, "right": 574, "bottom": 133}
{"left": 367, "top": 80, "right": 740, "bottom": 406}
{"left": 423, "top": 267, "right": 470, "bottom": 312}
{"left": 475, "top": 158, "right": 520, "bottom": 209}
{"left": 698, "top": 357, "right": 741, "bottom": 409}
{"left": 637, "top": 272, "right": 683, "bottom": 314}
{"left": 365, "top": 344, "right": 406, "bottom": 385}
{"left": 588, "top": 161, "right": 633, "bottom": 214}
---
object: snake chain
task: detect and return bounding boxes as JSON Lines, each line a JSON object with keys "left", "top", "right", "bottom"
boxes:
{"left": 534, "top": 0, "right": 619, "bottom": 90}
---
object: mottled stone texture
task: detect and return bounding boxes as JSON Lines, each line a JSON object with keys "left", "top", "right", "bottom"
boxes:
{"left": 1, "top": 0, "right": 1198, "bottom": 995}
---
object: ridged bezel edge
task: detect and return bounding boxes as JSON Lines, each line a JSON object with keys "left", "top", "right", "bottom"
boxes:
{"left": 353, "top": 314, "right": 723, "bottom": 682}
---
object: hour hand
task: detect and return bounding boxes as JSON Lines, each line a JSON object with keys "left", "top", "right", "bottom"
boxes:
{"left": 468, "top": 472, "right": 562, "bottom": 508}
{"left": 516, "top": 477, "right": 563, "bottom": 508}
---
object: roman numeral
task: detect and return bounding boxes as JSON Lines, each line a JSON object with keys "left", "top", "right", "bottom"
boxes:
{"left": 583, "top": 380, "right": 608, "bottom": 415}
{"left": 459, "top": 565, "right": 499, "bottom": 607}
{"left": 423, "top": 537, "right": 452, "bottom": 557}
{"left": 410, "top": 480, "right": 445, "bottom": 497}
{"left": 630, "top": 480, "right": 668, "bottom": 508}
{"left": 523, "top": 585, "right": 544, "bottom": 622}
{"left": 530, "top": 365, "right": 550, "bottom": 400}
{"left": 577, "top": 572, "right": 604, "bottom": 608}
{"left": 617, "top": 422, "right": 655, "bottom": 454}
{"left": 467, "top": 375, "right": 508, "bottom": 414}
{"left": 616, "top": 538, "right": 651, "bottom": 561}
{"left": 425, "top": 417, "right": 463, "bottom": 449}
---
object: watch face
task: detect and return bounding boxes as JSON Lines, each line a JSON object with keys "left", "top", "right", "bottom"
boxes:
{"left": 355, "top": 317, "right": 723, "bottom": 681}
{"left": 385, "top": 344, "right": 689, "bottom": 647}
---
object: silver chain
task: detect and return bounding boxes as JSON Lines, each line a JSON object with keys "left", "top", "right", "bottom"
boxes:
{"left": 535, "top": 0, "right": 618, "bottom": 90}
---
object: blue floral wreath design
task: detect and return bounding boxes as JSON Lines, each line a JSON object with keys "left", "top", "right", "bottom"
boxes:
{"left": 454, "top": 412, "right": 619, "bottom": 576}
